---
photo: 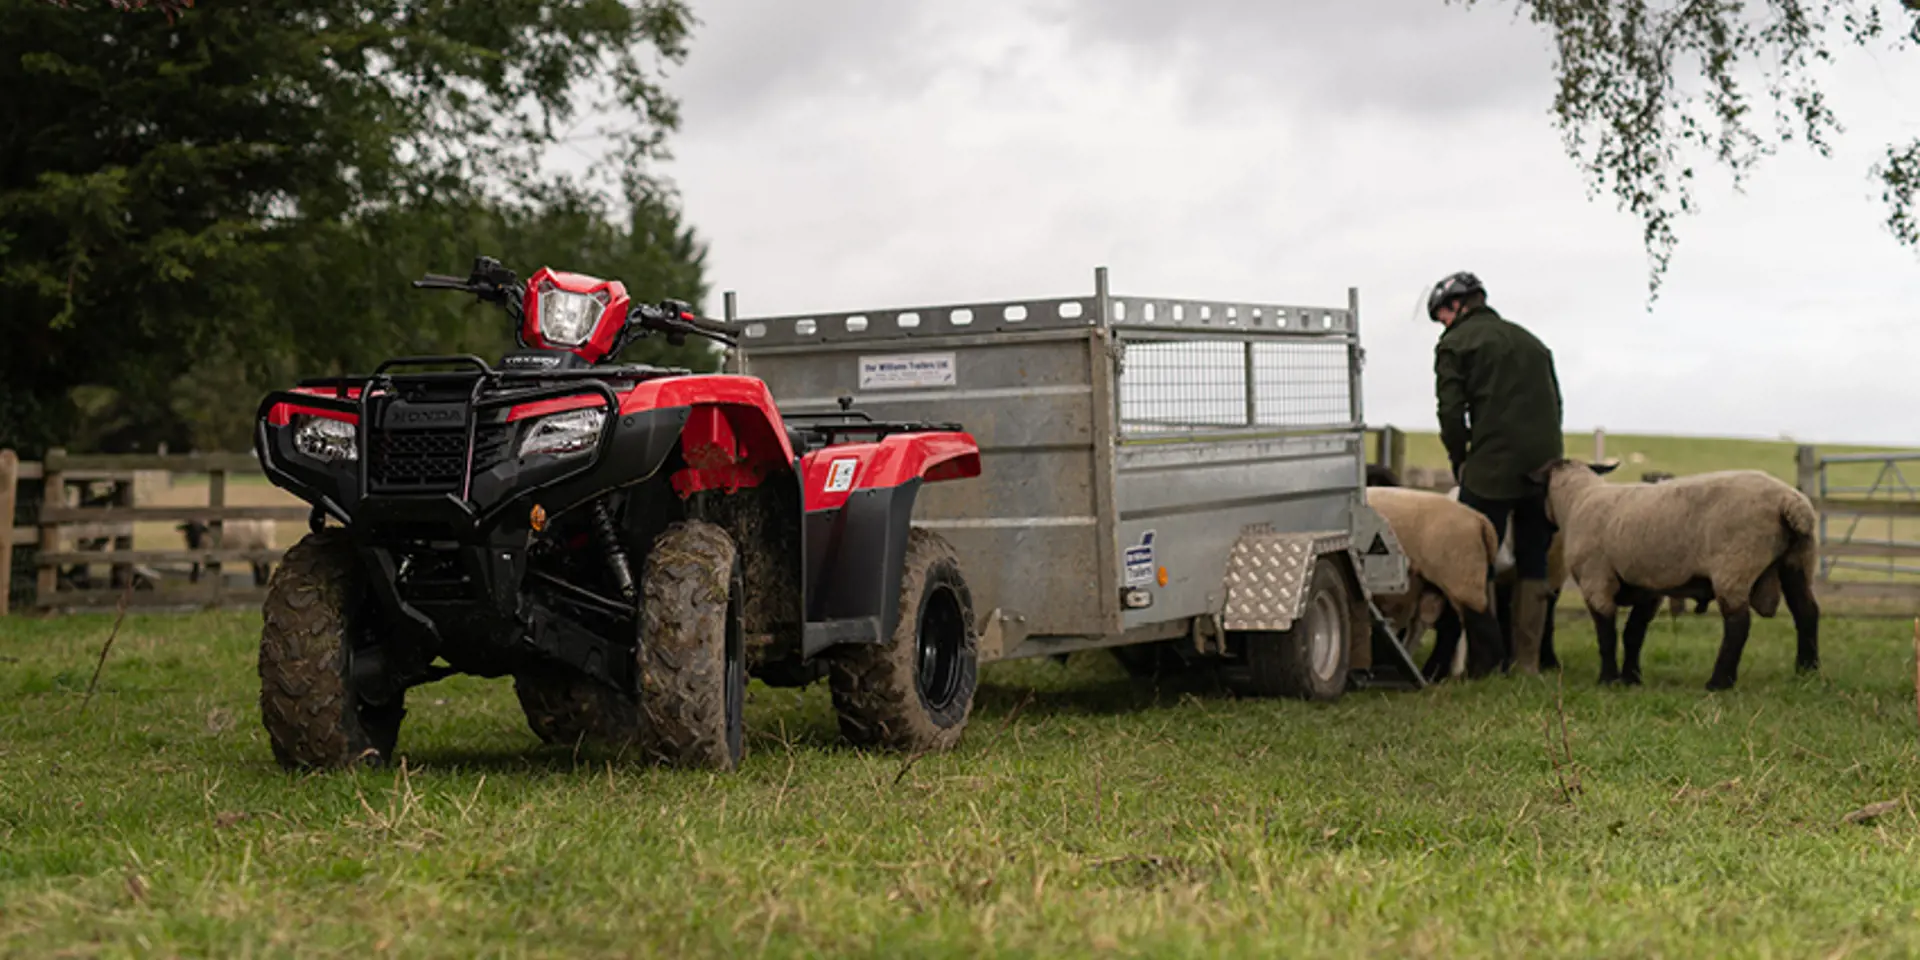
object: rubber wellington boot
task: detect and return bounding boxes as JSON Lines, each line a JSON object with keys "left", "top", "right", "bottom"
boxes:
{"left": 1511, "top": 578, "right": 1552, "bottom": 675}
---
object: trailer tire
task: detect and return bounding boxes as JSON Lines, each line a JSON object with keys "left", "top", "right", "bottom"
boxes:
{"left": 512, "top": 673, "right": 640, "bottom": 748}
{"left": 636, "top": 520, "right": 746, "bottom": 771}
{"left": 258, "top": 530, "right": 405, "bottom": 770}
{"left": 1247, "top": 556, "right": 1351, "bottom": 702}
{"left": 830, "top": 527, "right": 978, "bottom": 753}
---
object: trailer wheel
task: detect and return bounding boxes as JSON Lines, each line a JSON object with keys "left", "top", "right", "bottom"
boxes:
{"left": 636, "top": 520, "right": 746, "bottom": 771}
{"left": 512, "top": 673, "right": 640, "bottom": 748}
{"left": 258, "top": 530, "right": 405, "bottom": 770}
{"left": 1247, "top": 555, "right": 1351, "bottom": 702}
{"left": 830, "top": 527, "right": 979, "bottom": 753}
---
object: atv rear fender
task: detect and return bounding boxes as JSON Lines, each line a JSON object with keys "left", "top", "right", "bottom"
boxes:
{"left": 796, "top": 431, "right": 981, "bottom": 657}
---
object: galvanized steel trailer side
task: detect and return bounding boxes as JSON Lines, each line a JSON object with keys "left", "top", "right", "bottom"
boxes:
{"left": 725, "top": 267, "right": 1422, "bottom": 689}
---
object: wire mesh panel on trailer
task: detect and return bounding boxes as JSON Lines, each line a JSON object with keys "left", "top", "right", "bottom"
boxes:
{"left": 1107, "top": 295, "right": 1358, "bottom": 439}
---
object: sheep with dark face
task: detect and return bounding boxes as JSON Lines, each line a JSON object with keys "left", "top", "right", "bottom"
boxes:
{"left": 179, "top": 519, "right": 275, "bottom": 586}
{"left": 1531, "top": 458, "right": 1821, "bottom": 690}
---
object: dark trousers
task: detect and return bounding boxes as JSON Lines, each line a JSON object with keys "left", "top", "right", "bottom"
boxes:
{"left": 1455, "top": 485, "right": 1555, "bottom": 580}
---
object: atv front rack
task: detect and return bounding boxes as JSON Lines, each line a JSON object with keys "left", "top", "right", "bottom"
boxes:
{"left": 255, "top": 354, "right": 659, "bottom": 530}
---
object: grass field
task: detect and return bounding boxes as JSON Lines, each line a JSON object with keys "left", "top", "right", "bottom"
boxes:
{"left": 5, "top": 610, "right": 1920, "bottom": 957}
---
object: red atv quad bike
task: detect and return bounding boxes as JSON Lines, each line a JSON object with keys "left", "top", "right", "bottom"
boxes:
{"left": 253, "top": 256, "right": 983, "bottom": 772}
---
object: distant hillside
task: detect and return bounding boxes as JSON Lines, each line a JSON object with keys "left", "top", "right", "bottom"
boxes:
{"left": 1383, "top": 430, "right": 1917, "bottom": 488}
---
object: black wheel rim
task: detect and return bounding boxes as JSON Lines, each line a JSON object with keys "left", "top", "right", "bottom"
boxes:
{"left": 916, "top": 582, "right": 965, "bottom": 711}
{"left": 724, "top": 563, "right": 745, "bottom": 760}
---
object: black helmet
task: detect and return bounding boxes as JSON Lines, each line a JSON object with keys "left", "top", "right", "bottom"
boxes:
{"left": 1426, "top": 271, "right": 1484, "bottom": 321}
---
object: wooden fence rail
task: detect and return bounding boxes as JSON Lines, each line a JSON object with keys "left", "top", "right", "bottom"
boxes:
{"left": 1, "top": 447, "right": 301, "bottom": 615}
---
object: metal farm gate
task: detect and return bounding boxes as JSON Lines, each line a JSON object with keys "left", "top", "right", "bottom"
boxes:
{"left": 1797, "top": 445, "right": 1920, "bottom": 614}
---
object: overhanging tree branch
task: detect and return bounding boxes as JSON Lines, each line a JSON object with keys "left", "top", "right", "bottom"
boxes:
{"left": 1449, "top": 0, "right": 1920, "bottom": 305}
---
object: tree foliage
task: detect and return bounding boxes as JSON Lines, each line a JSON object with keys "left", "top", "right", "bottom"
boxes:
{"left": 1, "top": 0, "right": 706, "bottom": 456}
{"left": 1449, "top": 0, "right": 1920, "bottom": 301}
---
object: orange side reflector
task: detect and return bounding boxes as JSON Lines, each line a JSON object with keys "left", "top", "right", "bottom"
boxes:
{"left": 530, "top": 504, "right": 548, "bottom": 532}
{"left": 1156, "top": 566, "right": 1168, "bottom": 587}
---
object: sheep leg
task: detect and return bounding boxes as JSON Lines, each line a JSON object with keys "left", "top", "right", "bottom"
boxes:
{"left": 1620, "top": 596, "right": 1662, "bottom": 686}
{"left": 1591, "top": 607, "right": 1623, "bottom": 685}
{"left": 1537, "top": 589, "right": 1561, "bottom": 670}
{"left": 1423, "top": 605, "right": 1463, "bottom": 683}
{"left": 1494, "top": 578, "right": 1516, "bottom": 670}
{"left": 1462, "top": 605, "right": 1507, "bottom": 679}
{"left": 1705, "top": 605, "right": 1753, "bottom": 691}
{"left": 1776, "top": 564, "right": 1820, "bottom": 673}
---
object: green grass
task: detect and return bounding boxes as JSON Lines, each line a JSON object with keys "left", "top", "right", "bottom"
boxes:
{"left": 5, "top": 611, "right": 1920, "bottom": 957}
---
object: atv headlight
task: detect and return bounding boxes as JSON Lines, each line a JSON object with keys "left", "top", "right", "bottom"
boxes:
{"left": 518, "top": 408, "right": 606, "bottom": 459}
{"left": 537, "top": 283, "right": 609, "bottom": 347}
{"left": 294, "top": 416, "right": 357, "bottom": 462}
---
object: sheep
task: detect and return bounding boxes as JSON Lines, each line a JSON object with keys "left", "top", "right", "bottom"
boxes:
{"left": 1362, "top": 485, "right": 1509, "bottom": 680}
{"left": 1639, "top": 472, "right": 1712, "bottom": 618}
{"left": 179, "top": 519, "right": 275, "bottom": 586}
{"left": 1530, "top": 458, "right": 1821, "bottom": 690}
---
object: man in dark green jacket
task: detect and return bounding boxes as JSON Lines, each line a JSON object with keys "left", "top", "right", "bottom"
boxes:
{"left": 1428, "top": 271, "right": 1565, "bottom": 676}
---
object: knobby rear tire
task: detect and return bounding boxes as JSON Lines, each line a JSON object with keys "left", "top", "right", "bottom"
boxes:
{"left": 513, "top": 673, "right": 641, "bottom": 748}
{"left": 257, "top": 530, "right": 404, "bottom": 770}
{"left": 829, "top": 527, "right": 979, "bottom": 753}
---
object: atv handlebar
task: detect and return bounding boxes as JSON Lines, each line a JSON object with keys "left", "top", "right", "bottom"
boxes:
{"left": 412, "top": 257, "right": 737, "bottom": 352}
{"left": 629, "top": 301, "right": 736, "bottom": 347}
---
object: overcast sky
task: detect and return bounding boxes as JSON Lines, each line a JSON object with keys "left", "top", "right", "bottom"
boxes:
{"left": 644, "top": 0, "right": 1920, "bottom": 446}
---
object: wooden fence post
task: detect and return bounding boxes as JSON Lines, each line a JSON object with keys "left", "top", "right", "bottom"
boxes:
{"left": 207, "top": 467, "right": 227, "bottom": 607}
{"left": 1795, "top": 445, "right": 1819, "bottom": 497}
{"left": 110, "top": 475, "right": 135, "bottom": 590}
{"left": 1592, "top": 427, "right": 1606, "bottom": 462}
{"left": 35, "top": 448, "right": 65, "bottom": 610}
{"left": 0, "top": 450, "right": 16, "bottom": 617}
{"left": 1387, "top": 426, "right": 1408, "bottom": 480}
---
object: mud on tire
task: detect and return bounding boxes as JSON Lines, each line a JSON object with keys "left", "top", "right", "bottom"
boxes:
{"left": 636, "top": 520, "right": 746, "bottom": 771}
{"left": 258, "top": 529, "right": 404, "bottom": 770}
{"left": 512, "top": 673, "right": 640, "bottom": 748}
{"left": 829, "top": 527, "right": 979, "bottom": 753}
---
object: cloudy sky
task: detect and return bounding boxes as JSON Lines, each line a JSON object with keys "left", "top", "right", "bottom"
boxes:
{"left": 644, "top": 0, "right": 1920, "bottom": 446}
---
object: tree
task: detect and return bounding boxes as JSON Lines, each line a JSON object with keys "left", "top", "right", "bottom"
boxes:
{"left": 1448, "top": 0, "right": 1920, "bottom": 301}
{"left": 0, "top": 0, "right": 698, "bottom": 455}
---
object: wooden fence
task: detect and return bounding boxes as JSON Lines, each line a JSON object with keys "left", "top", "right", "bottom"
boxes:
{"left": 0, "top": 448, "right": 308, "bottom": 615}
{"left": 6, "top": 438, "right": 1919, "bottom": 616}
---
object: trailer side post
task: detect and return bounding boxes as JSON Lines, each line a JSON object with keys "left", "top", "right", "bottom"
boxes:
{"left": 1347, "top": 286, "right": 1365, "bottom": 493}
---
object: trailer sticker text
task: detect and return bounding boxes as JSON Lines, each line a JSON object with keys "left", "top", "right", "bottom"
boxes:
{"left": 1124, "top": 530, "right": 1156, "bottom": 586}
{"left": 824, "top": 458, "right": 859, "bottom": 493}
{"left": 857, "top": 352, "right": 957, "bottom": 390}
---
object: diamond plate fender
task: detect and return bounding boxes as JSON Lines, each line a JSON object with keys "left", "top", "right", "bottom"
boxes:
{"left": 1220, "top": 527, "right": 1352, "bottom": 632}
{"left": 1349, "top": 501, "right": 1410, "bottom": 597}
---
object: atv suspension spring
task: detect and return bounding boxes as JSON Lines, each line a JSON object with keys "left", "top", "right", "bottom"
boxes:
{"left": 590, "top": 501, "right": 637, "bottom": 603}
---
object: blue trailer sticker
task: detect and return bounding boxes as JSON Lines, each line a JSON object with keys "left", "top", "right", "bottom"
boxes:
{"left": 1124, "top": 530, "right": 1156, "bottom": 586}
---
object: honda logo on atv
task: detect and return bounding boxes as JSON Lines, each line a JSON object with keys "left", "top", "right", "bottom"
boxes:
{"left": 383, "top": 404, "right": 465, "bottom": 428}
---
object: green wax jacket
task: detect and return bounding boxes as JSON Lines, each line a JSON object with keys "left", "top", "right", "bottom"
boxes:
{"left": 1433, "top": 304, "right": 1565, "bottom": 500}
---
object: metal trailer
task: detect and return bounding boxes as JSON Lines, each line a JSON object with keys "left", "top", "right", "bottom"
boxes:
{"left": 723, "top": 267, "right": 1425, "bottom": 698}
